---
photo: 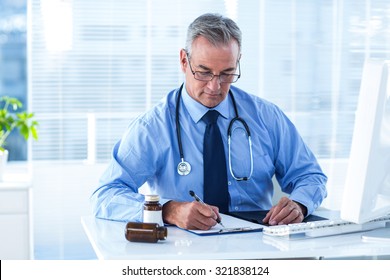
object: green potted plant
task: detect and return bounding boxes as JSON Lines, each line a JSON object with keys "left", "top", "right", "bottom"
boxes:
{"left": 0, "top": 96, "right": 39, "bottom": 180}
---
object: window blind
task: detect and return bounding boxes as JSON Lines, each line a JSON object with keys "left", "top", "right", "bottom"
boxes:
{"left": 29, "top": 0, "right": 390, "bottom": 162}
{"left": 29, "top": 0, "right": 230, "bottom": 162}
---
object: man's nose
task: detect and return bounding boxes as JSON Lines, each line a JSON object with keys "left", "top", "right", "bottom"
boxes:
{"left": 207, "top": 75, "right": 222, "bottom": 90}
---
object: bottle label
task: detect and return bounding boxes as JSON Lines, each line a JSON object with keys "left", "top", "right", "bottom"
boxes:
{"left": 143, "top": 210, "right": 164, "bottom": 226}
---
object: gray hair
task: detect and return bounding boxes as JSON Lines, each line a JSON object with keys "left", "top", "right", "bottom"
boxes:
{"left": 185, "top": 13, "right": 242, "bottom": 55}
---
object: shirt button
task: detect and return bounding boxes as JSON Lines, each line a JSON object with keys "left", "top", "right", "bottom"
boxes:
{"left": 235, "top": 207, "right": 239, "bottom": 211}
{"left": 228, "top": 181, "right": 232, "bottom": 185}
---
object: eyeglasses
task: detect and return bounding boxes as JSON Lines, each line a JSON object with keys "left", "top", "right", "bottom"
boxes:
{"left": 186, "top": 54, "right": 241, "bottom": 84}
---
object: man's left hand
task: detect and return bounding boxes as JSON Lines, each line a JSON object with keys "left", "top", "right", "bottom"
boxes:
{"left": 262, "top": 197, "right": 307, "bottom": 225}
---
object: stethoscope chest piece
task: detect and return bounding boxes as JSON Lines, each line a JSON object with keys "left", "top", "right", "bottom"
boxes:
{"left": 177, "top": 159, "right": 191, "bottom": 176}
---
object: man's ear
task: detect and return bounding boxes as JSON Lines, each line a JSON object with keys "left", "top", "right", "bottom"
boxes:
{"left": 179, "top": 49, "right": 188, "bottom": 73}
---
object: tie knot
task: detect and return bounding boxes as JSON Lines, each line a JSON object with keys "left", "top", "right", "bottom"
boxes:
{"left": 202, "top": 110, "right": 220, "bottom": 125}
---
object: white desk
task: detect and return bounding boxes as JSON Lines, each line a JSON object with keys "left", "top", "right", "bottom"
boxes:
{"left": 82, "top": 212, "right": 390, "bottom": 260}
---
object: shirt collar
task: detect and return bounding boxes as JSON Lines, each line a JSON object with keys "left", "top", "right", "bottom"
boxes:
{"left": 181, "top": 84, "right": 230, "bottom": 123}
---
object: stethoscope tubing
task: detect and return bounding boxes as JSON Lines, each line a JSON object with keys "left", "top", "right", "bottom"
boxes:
{"left": 175, "top": 84, "right": 186, "bottom": 162}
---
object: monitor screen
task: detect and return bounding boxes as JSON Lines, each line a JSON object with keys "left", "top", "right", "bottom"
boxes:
{"left": 340, "top": 59, "right": 390, "bottom": 224}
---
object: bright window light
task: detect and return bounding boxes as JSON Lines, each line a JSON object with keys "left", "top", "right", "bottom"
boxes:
{"left": 41, "top": 0, "right": 73, "bottom": 52}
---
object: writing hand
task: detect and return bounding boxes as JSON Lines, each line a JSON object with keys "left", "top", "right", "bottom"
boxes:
{"left": 162, "top": 200, "right": 219, "bottom": 230}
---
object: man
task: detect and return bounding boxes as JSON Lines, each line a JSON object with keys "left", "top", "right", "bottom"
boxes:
{"left": 91, "top": 13, "right": 327, "bottom": 230}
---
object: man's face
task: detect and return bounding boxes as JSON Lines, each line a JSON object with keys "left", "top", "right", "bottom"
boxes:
{"left": 180, "top": 36, "right": 240, "bottom": 108}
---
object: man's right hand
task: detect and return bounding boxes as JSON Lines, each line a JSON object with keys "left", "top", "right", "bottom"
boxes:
{"left": 162, "top": 200, "right": 220, "bottom": 230}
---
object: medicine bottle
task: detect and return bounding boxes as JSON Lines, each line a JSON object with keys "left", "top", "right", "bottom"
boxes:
{"left": 125, "top": 222, "right": 167, "bottom": 243}
{"left": 143, "top": 194, "right": 164, "bottom": 226}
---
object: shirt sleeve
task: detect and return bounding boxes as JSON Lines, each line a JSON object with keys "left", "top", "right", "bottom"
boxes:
{"left": 90, "top": 116, "right": 164, "bottom": 222}
{"left": 268, "top": 105, "right": 328, "bottom": 215}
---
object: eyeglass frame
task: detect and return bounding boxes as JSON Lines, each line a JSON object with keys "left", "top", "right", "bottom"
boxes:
{"left": 185, "top": 52, "right": 241, "bottom": 84}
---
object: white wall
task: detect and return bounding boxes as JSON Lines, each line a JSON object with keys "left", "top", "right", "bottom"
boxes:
{"left": 318, "top": 159, "right": 349, "bottom": 210}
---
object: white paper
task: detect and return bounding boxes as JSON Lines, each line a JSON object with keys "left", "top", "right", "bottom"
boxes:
{"left": 187, "top": 213, "right": 265, "bottom": 235}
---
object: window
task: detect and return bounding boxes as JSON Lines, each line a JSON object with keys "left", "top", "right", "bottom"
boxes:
{"left": 0, "top": 0, "right": 27, "bottom": 160}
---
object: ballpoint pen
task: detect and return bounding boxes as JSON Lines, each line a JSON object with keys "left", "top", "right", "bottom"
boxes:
{"left": 189, "top": 190, "right": 225, "bottom": 228}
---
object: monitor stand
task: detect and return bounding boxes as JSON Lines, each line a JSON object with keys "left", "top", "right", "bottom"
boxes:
{"left": 361, "top": 227, "right": 390, "bottom": 242}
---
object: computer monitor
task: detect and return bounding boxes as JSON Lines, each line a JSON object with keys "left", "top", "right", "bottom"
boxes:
{"left": 340, "top": 59, "right": 390, "bottom": 236}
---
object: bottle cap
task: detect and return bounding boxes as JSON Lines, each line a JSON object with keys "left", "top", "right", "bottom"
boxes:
{"left": 157, "top": 226, "right": 168, "bottom": 240}
{"left": 145, "top": 194, "right": 160, "bottom": 202}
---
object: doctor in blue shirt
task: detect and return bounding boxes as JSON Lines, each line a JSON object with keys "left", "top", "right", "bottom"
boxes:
{"left": 91, "top": 13, "right": 327, "bottom": 230}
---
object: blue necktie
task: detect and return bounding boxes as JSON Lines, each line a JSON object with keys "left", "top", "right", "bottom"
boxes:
{"left": 202, "top": 110, "right": 229, "bottom": 213}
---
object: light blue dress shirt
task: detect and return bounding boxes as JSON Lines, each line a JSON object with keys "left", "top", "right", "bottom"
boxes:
{"left": 91, "top": 85, "right": 327, "bottom": 222}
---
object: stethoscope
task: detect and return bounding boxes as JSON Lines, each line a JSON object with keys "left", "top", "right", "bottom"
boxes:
{"left": 175, "top": 84, "right": 254, "bottom": 181}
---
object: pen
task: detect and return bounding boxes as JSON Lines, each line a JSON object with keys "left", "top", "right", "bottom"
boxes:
{"left": 189, "top": 190, "right": 225, "bottom": 228}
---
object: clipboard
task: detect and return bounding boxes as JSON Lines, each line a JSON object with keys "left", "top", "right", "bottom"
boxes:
{"left": 185, "top": 213, "right": 265, "bottom": 236}
{"left": 228, "top": 210, "right": 327, "bottom": 225}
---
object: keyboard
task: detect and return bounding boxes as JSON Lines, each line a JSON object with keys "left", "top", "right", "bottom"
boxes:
{"left": 262, "top": 215, "right": 390, "bottom": 238}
